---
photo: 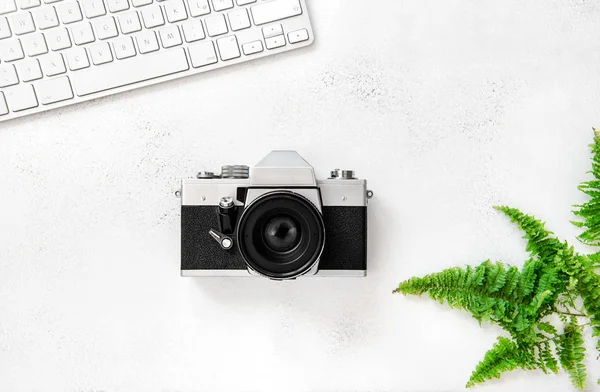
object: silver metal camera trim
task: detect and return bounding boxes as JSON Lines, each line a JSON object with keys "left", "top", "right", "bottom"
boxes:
{"left": 180, "top": 179, "right": 368, "bottom": 208}
{"left": 181, "top": 269, "right": 367, "bottom": 277}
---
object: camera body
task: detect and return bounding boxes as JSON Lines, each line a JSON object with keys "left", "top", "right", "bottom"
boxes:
{"left": 180, "top": 151, "right": 371, "bottom": 280}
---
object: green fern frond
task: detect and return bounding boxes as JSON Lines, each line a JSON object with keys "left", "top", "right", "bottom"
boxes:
{"left": 466, "top": 337, "right": 536, "bottom": 388}
{"left": 494, "top": 206, "right": 564, "bottom": 261}
{"left": 536, "top": 341, "right": 559, "bottom": 374}
{"left": 395, "top": 260, "right": 560, "bottom": 337}
{"left": 572, "top": 129, "right": 600, "bottom": 246}
{"left": 576, "top": 180, "right": 600, "bottom": 197}
{"left": 557, "top": 319, "right": 587, "bottom": 391}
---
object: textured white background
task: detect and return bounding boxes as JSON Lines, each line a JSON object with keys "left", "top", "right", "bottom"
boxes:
{"left": 1, "top": 0, "right": 600, "bottom": 391}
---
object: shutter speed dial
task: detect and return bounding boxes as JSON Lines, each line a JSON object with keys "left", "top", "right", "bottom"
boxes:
{"left": 221, "top": 165, "right": 249, "bottom": 179}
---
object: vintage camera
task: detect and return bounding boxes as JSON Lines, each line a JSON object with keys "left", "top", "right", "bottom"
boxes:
{"left": 179, "top": 151, "right": 372, "bottom": 280}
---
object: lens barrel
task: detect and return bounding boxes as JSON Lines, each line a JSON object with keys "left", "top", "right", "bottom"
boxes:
{"left": 236, "top": 192, "right": 325, "bottom": 279}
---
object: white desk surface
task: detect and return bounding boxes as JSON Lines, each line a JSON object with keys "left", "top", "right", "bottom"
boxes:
{"left": 1, "top": 0, "right": 600, "bottom": 391}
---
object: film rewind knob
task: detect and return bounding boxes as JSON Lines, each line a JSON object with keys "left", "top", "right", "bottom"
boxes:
{"left": 330, "top": 169, "right": 356, "bottom": 179}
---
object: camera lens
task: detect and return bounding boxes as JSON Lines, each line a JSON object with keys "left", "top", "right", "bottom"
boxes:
{"left": 237, "top": 192, "right": 325, "bottom": 279}
{"left": 263, "top": 216, "right": 300, "bottom": 253}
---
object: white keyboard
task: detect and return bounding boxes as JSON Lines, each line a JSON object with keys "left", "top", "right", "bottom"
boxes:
{"left": 0, "top": 0, "right": 313, "bottom": 122}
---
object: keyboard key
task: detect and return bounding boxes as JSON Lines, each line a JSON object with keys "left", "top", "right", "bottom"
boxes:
{"left": 205, "top": 13, "right": 225, "bottom": 36}
{"left": 264, "top": 34, "right": 284, "bottom": 49}
{"left": 158, "top": 25, "right": 181, "bottom": 47}
{"left": 288, "top": 28, "right": 307, "bottom": 43}
{"left": 0, "top": 92, "right": 7, "bottom": 115}
{"left": 17, "top": 0, "right": 40, "bottom": 9}
{"left": 21, "top": 32, "right": 48, "bottom": 55}
{"left": 89, "top": 41, "right": 112, "bottom": 64}
{"left": 216, "top": 35, "right": 238, "bottom": 60}
{"left": 45, "top": 26, "right": 71, "bottom": 49}
{"left": 5, "top": 83, "right": 38, "bottom": 111}
{"left": 181, "top": 19, "right": 203, "bottom": 42}
{"left": 0, "top": 17, "right": 10, "bottom": 38}
{"left": 32, "top": 6, "right": 58, "bottom": 29}
{"left": 0, "top": 38, "right": 24, "bottom": 60}
{"left": 112, "top": 35, "right": 135, "bottom": 58}
{"left": 227, "top": 8, "right": 249, "bottom": 31}
{"left": 210, "top": 0, "right": 231, "bottom": 12}
{"left": 71, "top": 21, "right": 95, "bottom": 45}
{"left": 70, "top": 47, "right": 188, "bottom": 95}
{"left": 261, "top": 23, "right": 281, "bottom": 39}
{"left": 188, "top": 40, "right": 215, "bottom": 67}
{"left": 92, "top": 16, "right": 117, "bottom": 39}
{"left": 250, "top": 0, "right": 300, "bottom": 26}
{"left": 135, "top": 30, "right": 157, "bottom": 53}
{"left": 56, "top": 1, "right": 82, "bottom": 23}
{"left": 82, "top": 0, "right": 106, "bottom": 18}
{"left": 8, "top": 12, "right": 35, "bottom": 34}
{"left": 34, "top": 75, "right": 73, "bottom": 104}
{"left": 0, "top": 63, "right": 18, "bottom": 86}
{"left": 164, "top": 0, "right": 186, "bottom": 22}
{"left": 141, "top": 4, "right": 163, "bottom": 27}
{"left": 118, "top": 11, "right": 141, "bottom": 33}
{"left": 65, "top": 46, "right": 89, "bottom": 69}
{"left": 39, "top": 52, "right": 66, "bottom": 75}
{"left": 0, "top": 0, "right": 16, "bottom": 15}
{"left": 131, "top": 0, "right": 151, "bottom": 7}
{"left": 241, "top": 39, "right": 261, "bottom": 55}
{"left": 236, "top": 0, "right": 254, "bottom": 4}
{"left": 187, "top": 0, "right": 208, "bottom": 17}
{"left": 44, "top": 0, "right": 62, "bottom": 4}
{"left": 107, "top": 0, "right": 129, "bottom": 12}
{"left": 16, "top": 57, "right": 42, "bottom": 81}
